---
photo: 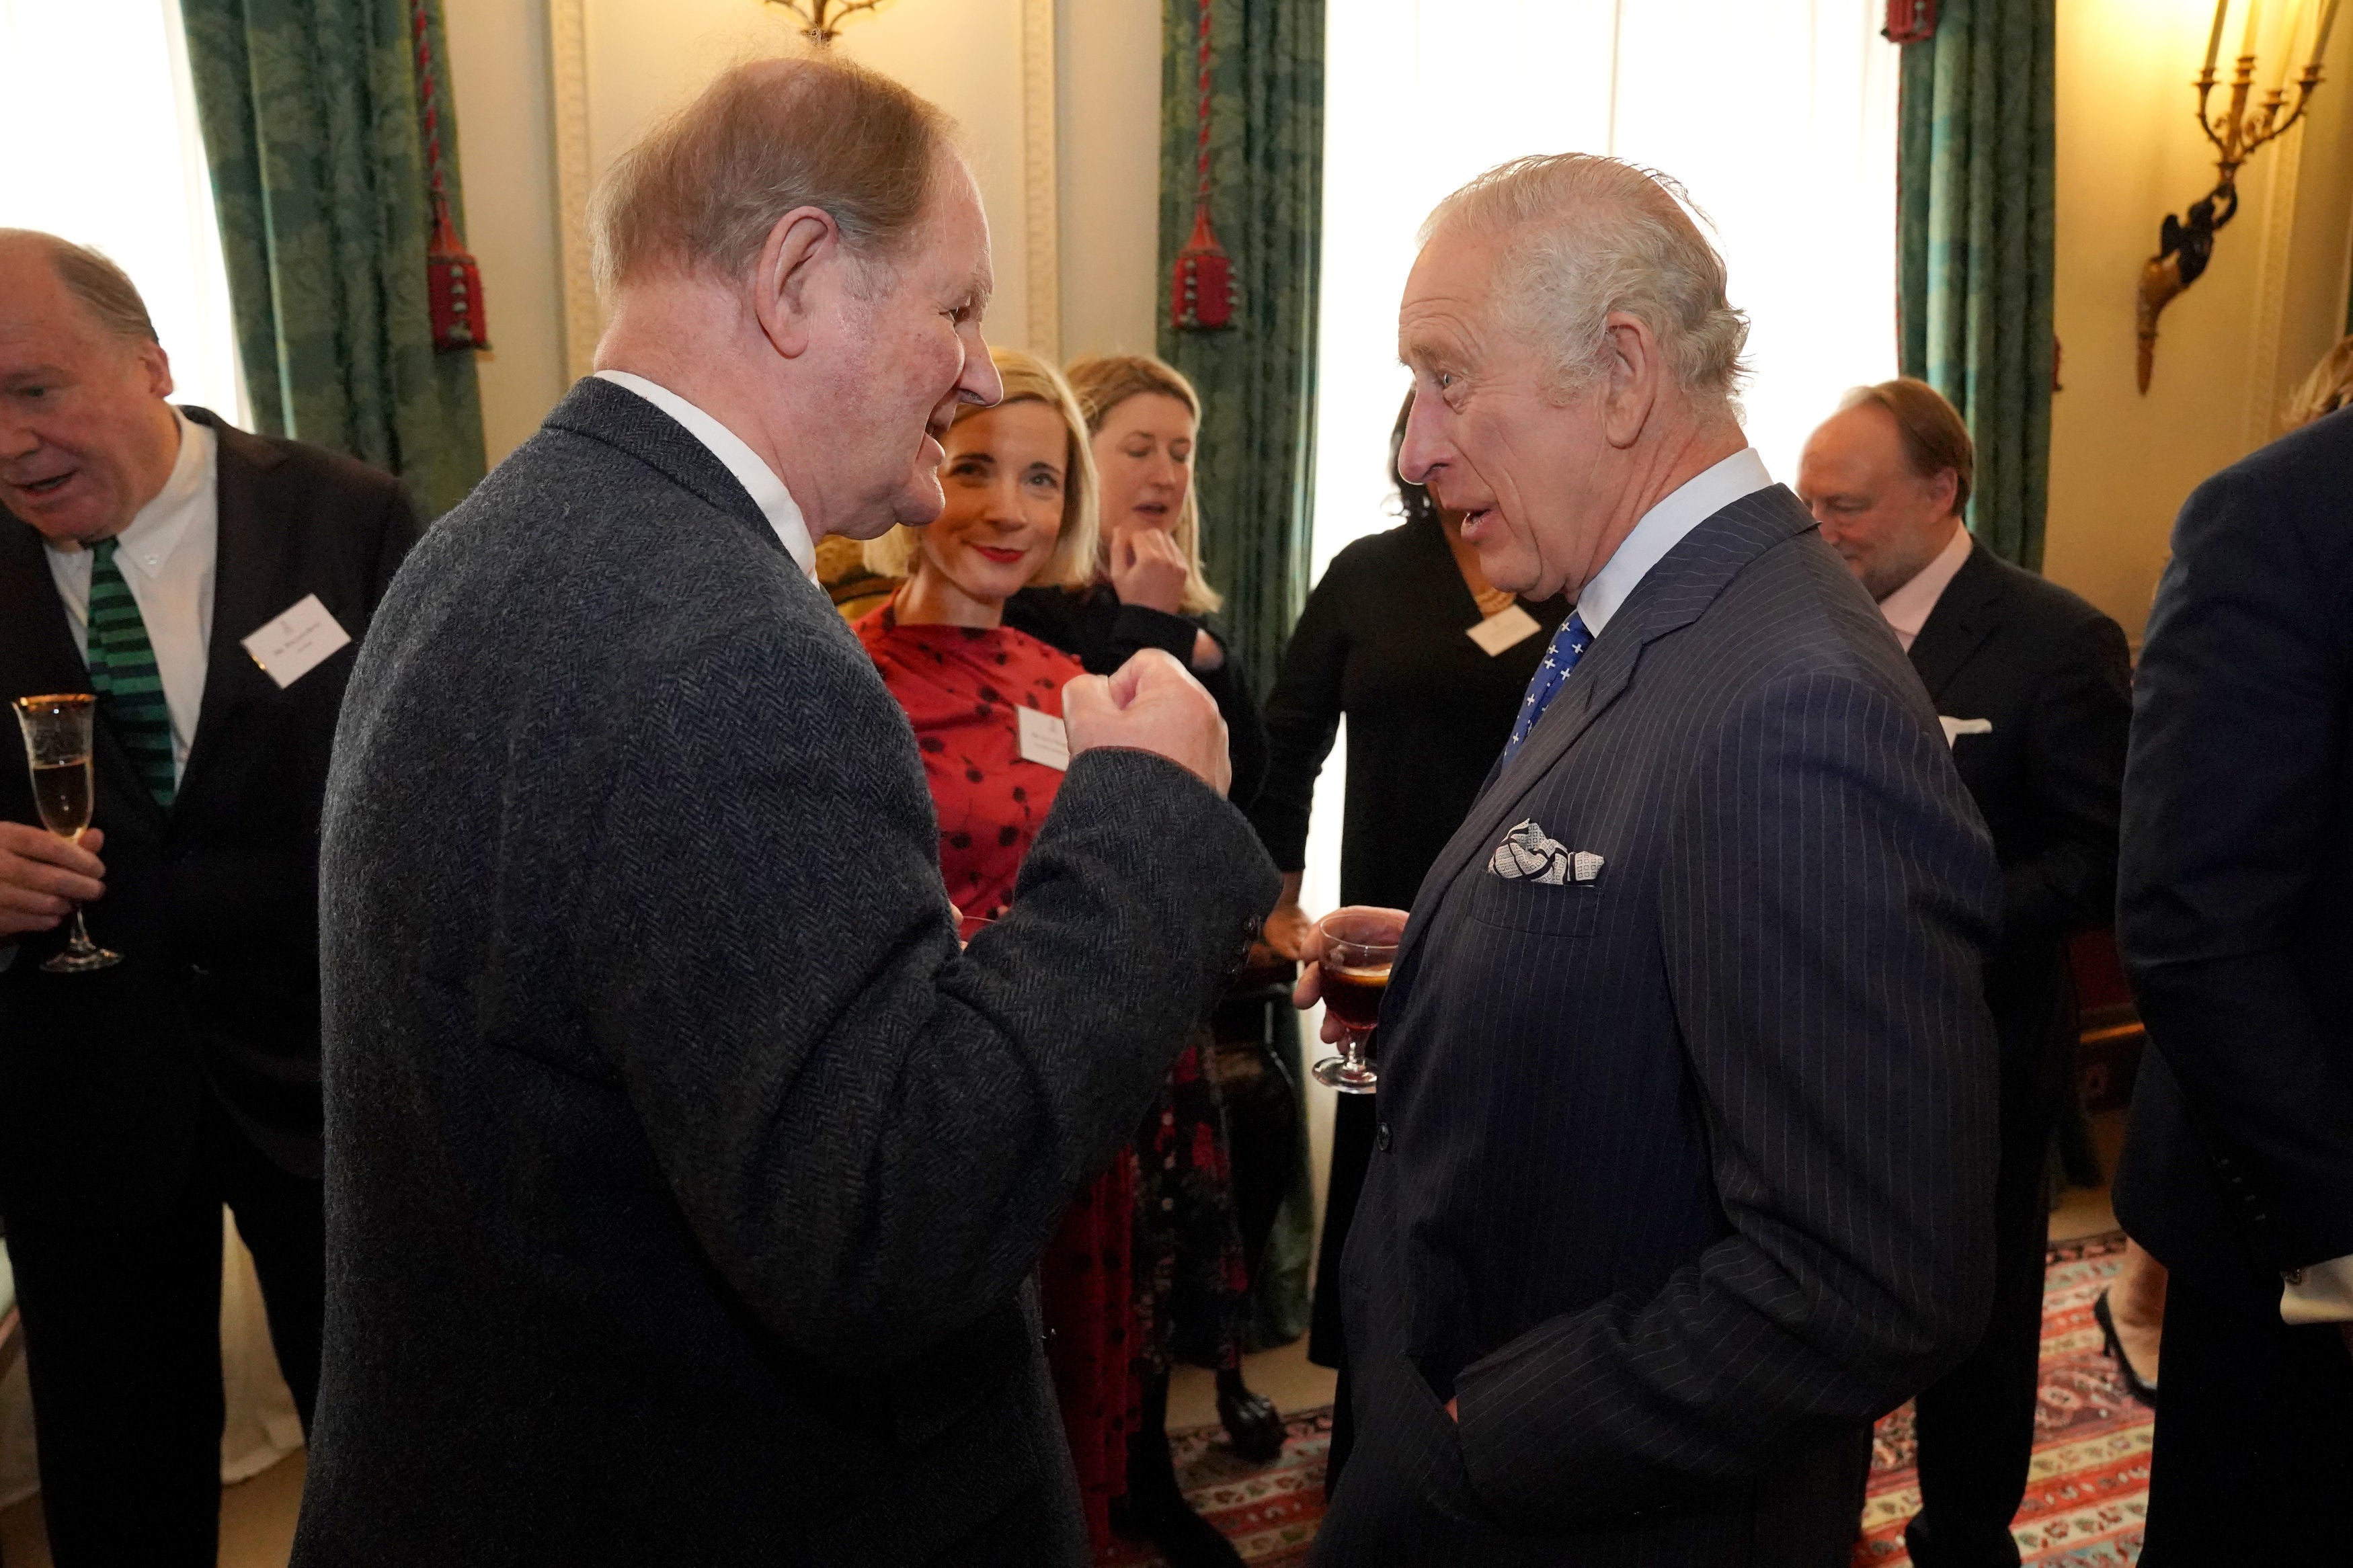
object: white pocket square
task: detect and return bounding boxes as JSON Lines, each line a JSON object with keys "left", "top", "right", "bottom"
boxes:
{"left": 1940, "top": 716, "right": 1993, "bottom": 746}
{"left": 1488, "top": 820, "right": 1604, "bottom": 886}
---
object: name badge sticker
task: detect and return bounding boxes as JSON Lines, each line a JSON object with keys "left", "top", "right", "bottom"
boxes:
{"left": 242, "top": 594, "right": 352, "bottom": 690}
{"left": 1016, "top": 705, "right": 1070, "bottom": 771}
{"left": 1466, "top": 603, "right": 1542, "bottom": 657}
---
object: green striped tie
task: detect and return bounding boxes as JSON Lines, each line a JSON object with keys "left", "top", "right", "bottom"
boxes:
{"left": 85, "top": 538, "right": 177, "bottom": 809}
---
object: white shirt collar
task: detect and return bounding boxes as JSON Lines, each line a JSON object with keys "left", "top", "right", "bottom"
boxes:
{"left": 594, "top": 370, "right": 817, "bottom": 579}
{"left": 1573, "top": 447, "right": 1772, "bottom": 636}
{"left": 1874, "top": 521, "right": 1974, "bottom": 652}
{"left": 97, "top": 407, "right": 214, "bottom": 581}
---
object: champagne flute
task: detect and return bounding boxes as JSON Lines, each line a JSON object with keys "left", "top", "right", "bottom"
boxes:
{"left": 1310, "top": 906, "right": 1408, "bottom": 1095}
{"left": 12, "top": 694, "right": 120, "bottom": 974}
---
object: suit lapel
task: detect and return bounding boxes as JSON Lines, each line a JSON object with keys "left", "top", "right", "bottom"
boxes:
{"left": 0, "top": 515, "right": 174, "bottom": 839}
{"left": 1904, "top": 542, "right": 2001, "bottom": 704}
{"left": 175, "top": 415, "right": 290, "bottom": 821}
{"left": 1398, "top": 486, "right": 1815, "bottom": 969}
{"left": 0, "top": 518, "right": 93, "bottom": 700}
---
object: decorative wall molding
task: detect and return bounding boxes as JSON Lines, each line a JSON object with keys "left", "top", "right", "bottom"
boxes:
{"left": 2242, "top": 118, "right": 2307, "bottom": 448}
{"left": 549, "top": 0, "right": 601, "bottom": 382}
{"left": 1021, "top": 0, "right": 1062, "bottom": 362}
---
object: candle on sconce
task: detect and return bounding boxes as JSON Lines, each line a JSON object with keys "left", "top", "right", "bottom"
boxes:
{"left": 2243, "top": 0, "right": 2267, "bottom": 59}
{"left": 2208, "top": 0, "right": 2231, "bottom": 72}
{"left": 2313, "top": 0, "right": 2342, "bottom": 67}
{"left": 2271, "top": 2, "right": 2305, "bottom": 94}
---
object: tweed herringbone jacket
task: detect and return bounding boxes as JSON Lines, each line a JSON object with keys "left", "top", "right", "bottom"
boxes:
{"left": 293, "top": 378, "right": 1277, "bottom": 1567}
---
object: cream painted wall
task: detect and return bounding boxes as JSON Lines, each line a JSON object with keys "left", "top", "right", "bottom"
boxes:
{"left": 574, "top": 0, "right": 1037, "bottom": 350}
{"left": 1057, "top": 0, "right": 1163, "bottom": 358}
{"left": 443, "top": 0, "right": 1165, "bottom": 462}
{"left": 2045, "top": 0, "right": 2353, "bottom": 641}
{"left": 444, "top": 0, "right": 570, "bottom": 464}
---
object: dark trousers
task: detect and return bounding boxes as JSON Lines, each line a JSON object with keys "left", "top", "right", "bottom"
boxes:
{"left": 2138, "top": 1267, "right": 2353, "bottom": 1565}
{"left": 5, "top": 1098, "right": 323, "bottom": 1568}
{"left": 1903, "top": 1127, "right": 2053, "bottom": 1567}
{"left": 1314, "top": 1095, "right": 1378, "bottom": 1497}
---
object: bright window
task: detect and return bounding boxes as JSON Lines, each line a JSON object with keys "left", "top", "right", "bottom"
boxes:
{"left": 0, "top": 0, "right": 249, "bottom": 424}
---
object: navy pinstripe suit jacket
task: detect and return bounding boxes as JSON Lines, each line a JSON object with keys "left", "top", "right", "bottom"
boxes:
{"left": 1318, "top": 486, "right": 2003, "bottom": 1566}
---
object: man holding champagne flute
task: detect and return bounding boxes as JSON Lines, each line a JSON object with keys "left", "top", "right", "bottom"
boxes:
{"left": 0, "top": 228, "right": 420, "bottom": 1567}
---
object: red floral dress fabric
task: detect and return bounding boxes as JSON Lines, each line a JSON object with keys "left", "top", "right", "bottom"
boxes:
{"left": 854, "top": 600, "right": 1138, "bottom": 1549}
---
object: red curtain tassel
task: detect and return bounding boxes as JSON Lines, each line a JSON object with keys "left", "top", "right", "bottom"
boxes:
{"left": 426, "top": 204, "right": 489, "bottom": 352}
{"left": 1171, "top": 206, "right": 1234, "bottom": 332}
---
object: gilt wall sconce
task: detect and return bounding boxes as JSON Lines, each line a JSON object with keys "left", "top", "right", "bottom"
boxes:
{"left": 2138, "top": 0, "right": 2341, "bottom": 393}
{"left": 764, "top": 0, "right": 898, "bottom": 46}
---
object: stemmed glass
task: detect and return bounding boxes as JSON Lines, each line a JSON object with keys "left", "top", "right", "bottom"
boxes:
{"left": 1310, "top": 905, "right": 1408, "bottom": 1095}
{"left": 12, "top": 694, "right": 120, "bottom": 974}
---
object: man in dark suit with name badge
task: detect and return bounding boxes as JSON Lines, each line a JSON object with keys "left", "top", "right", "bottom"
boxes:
{"left": 1301, "top": 155, "right": 2003, "bottom": 1567}
{"left": 1800, "top": 380, "right": 2131, "bottom": 1568}
{"left": 0, "top": 229, "right": 419, "bottom": 1565}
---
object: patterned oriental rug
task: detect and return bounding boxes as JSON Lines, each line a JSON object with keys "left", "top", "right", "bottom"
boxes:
{"left": 1107, "top": 1231, "right": 2150, "bottom": 1567}
{"left": 1856, "top": 1230, "right": 2151, "bottom": 1566}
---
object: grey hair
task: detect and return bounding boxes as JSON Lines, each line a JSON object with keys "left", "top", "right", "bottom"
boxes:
{"left": 0, "top": 229, "right": 158, "bottom": 343}
{"left": 589, "top": 56, "right": 954, "bottom": 297}
{"left": 1420, "top": 155, "right": 1749, "bottom": 417}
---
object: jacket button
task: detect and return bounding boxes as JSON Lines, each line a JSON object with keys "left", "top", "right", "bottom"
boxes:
{"left": 186, "top": 962, "right": 210, "bottom": 982}
{"left": 1376, "top": 1122, "right": 1393, "bottom": 1151}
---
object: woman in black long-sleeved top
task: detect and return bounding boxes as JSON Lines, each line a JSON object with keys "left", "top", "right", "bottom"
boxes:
{"left": 1006, "top": 358, "right": 1266, "bottom": 807}
{"left": 1252, "top": 393, "right": 1567, "bottom": 1491}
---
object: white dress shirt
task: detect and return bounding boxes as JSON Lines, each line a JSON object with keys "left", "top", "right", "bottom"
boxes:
{"left": 594, "top": 371, "right": 818, "bottom": 579}
{"left": 1574, "top": 447, "right": 1773, "bottom": 636}
{"left": 44, "top": 407, "right": 218, "bottom": 784}
{"left": 1874, "top": 520, "right": 1974, "bottom": 650}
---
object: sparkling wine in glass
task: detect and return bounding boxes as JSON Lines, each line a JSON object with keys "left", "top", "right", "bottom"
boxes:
{"left": 13, "top": 694, "right": 120, "bottom": 974}
{"left": 1311, "top": 906, "right": 1408, "bottom": 1095}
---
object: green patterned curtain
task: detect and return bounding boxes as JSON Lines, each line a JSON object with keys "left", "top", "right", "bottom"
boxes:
{"left": 1896, "top": 0, "right": 2056, "bottom": 569}
{"left": 180, "top": 0, "right": 485, "bottom": 520}
{"left": 1157, "top": 0, "right": 1324, "bottom": 696}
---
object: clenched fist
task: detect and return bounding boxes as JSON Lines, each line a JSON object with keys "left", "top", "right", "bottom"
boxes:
{"left": 1062, "top": 649, "right": 1232, "bottom": 796}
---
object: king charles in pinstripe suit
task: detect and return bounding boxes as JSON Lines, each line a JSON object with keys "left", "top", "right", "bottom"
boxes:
{"left": 1304, "top": 156, "right": 2005, "bottom": 1567}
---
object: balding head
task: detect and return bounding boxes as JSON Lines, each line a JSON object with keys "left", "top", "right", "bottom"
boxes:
{"left": 0, "top": 231, "right": 181, "bottom": 545}
{"left": 591, "top": 56, "right": 953, "bottom": 296}
{"left": 589, "top": 58, "right": 1003, "bottom": 546}
{"left": 1797, "top": 381, "right": 1970, "bottom": 600}
{"left": 0, "top": 230, "right": 160, "bottom": 345}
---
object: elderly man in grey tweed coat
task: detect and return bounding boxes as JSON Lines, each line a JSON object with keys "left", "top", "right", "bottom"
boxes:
{"left": 292, "top": 58, "right": 1276, "bottom": 1568}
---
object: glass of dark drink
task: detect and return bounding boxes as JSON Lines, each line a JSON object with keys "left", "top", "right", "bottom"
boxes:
{"left": 13, "top": 694, "right": 120, "bottom": 974}
{"left": 1310, "top": 905, "right": 1407, "bottom": 1095}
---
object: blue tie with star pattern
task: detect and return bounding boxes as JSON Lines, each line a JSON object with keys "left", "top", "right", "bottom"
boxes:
{"left": 1499, "top": 611, "right": 1593, "bottom": 768}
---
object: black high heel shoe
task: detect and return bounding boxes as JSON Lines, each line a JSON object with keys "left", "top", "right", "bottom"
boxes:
{"left": 1215, "top": 1367, "right": 1286, "bottom": 1464}
{"left": 2093, "top": 1288, "right": 2159, "bottom": 1407}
